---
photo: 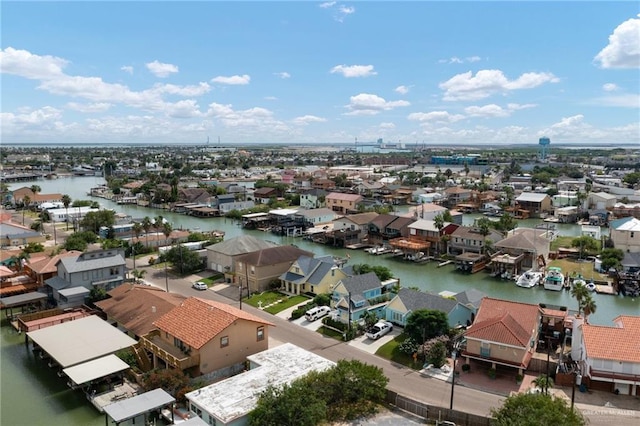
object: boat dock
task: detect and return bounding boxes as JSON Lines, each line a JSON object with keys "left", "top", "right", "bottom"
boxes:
{"left": 594, "top": 284, "right": 616, "bottom": 295}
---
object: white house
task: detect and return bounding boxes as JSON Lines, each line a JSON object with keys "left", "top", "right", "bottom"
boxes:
{"left": 185, "top": 343, "right": 335, "bottom": 426}
{"left": 610, "top": 217, "right": 640, "bottom": 253}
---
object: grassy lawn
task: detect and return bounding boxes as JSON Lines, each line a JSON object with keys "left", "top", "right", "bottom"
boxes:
{"left": 375, "top": 334, "right": 422, "bottom": 370}
{"left": 245, "top": 291, "right": 311, "bottom": 314}
{"left": 198, "top": 273, "right": 224, "bottom": 285}
{"left": 317, "top": 326, "right": 345, "bottom": 340}
{"left": 550, "top": 236, "right": 575, "bottom": 251}
{"left": 547, "top": 258, "right": 608, "bottom": 281}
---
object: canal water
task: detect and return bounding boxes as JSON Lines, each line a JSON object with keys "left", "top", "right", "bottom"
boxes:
{"left": 2, "top": 176, "right": 638, "bottom": 425}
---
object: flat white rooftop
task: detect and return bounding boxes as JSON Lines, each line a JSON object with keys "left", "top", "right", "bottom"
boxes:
{"left": 63, "top": 354, "right": 129, "bottom": 386}
{"left": 186, "top": 343, "right": 335, "bottom": 425}
{"left": 27, "top": 315, "right": 137, "bottom": 368}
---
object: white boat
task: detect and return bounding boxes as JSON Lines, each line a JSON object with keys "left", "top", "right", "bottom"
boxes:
{"left": 544, "top": 267, "right": 565, "bottom": 291}
{"left": 586, "top": 281, "right": 597, "bottom": 292}
{"left": 516, "top": 271, "right": 543, "bottom": 288}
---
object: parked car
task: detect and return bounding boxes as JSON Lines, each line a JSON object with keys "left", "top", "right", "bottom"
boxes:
{"left": 305, "top": 306, "right": 331, "bottom": 322}
{"left": 192, "top": 281, "right": 208, "bottom": 291}
{"left": 365, "top": 321, "right": 393, "bottom": 340}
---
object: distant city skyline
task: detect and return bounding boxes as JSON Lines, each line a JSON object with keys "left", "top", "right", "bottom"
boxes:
{"left": 1, "top": 2, "right": 639, "bottom": 146}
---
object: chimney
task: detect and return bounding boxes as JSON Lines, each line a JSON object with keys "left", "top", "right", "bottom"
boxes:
{"left": 151, "top": 306, "right": 156, "bottom": 313}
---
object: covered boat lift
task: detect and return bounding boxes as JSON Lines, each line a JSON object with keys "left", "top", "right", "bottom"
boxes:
{"left": 0, "top": 291, "right": 47, "bottom": 320}
{"left": 63, "top": 354, "right": 130, "bottom": 390}
{"left": 103, "top": 388, "right": 176, "bottom": 426}
{"left": 26, "top": 315, "right": 137, "bottom": 369}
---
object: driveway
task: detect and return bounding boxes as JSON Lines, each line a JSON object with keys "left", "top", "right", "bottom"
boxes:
{"left": 349, "top": 327, "right": 400, "bottom": 354}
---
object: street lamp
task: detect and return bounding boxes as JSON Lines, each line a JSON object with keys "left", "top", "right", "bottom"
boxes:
{"left": 449, "top": 349, "right": 457, "bottom": 410}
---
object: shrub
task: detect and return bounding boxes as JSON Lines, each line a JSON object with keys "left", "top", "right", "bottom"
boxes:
{"left": 462, "top": 363, "right": 471, "bottom": 372}
{"left": 516, "top": 373, "right": 524, "bottom": 383}
{"left": 488, "top": 368, "right": 497, "bottom": 379}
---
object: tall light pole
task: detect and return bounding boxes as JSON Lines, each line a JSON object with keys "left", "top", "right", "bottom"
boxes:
{"left": 164, "top": 257, "right": 169, "bottom": 292}
{"left": 449, "top": 349, "right": 457, "bottom": 410}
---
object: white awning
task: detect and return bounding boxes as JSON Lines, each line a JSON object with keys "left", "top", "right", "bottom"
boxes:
{"left": 104, "top": 388, "right": 175, "bottom": 423}
{"left": 63, "top": 354, "right": 129, "bottom": 386}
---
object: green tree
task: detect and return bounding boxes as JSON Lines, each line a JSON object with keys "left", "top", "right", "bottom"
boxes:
{"left": 405, "top": 309, "right": 449, "bottom": 344}
{"left": 426, "top": 340, "right": 447, "bottom": 368}
{"left": 570, "top": 281, "right": 589, "bottom": 316}
{"left": 351, "top": 264, "right": 393, "bottom": 281}
{"left": 30, "top": 184, "right": 41, "bottom": 195}
{"left": 582, "top": 293, "right": 597, "bottom": 323}
{"left": 80, "top": 210, "right": 116, "bottom": 234}
{"left": 571, "top": 235, "right": 600, "bottom": 258}
{"left": 22, "top": 195, "right": 31, "bottom": 225}
{"left": 141, "top": 216, "right": 153, "bottom": 249}
{"left": 249, "top": 381, "right": 327, "bottom": 426}
{"left": 64, "top": 231, "right": 98, "bottom": 251}
{"left": 61, "top": 194, "right": 72, "bottom": 230}
{"left": 491, "top": 392, "right": 585, "bottom": 426}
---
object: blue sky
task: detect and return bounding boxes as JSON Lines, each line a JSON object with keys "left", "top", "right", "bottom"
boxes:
{"left": 2, "top": 1, "right": 639, "bottom": 146}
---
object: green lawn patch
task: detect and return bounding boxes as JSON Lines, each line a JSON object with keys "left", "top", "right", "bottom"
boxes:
{"left": 550, "top": 236, "right": 574, "bottom": 251}
{"left": 375, "top": 334, "right": 421, "bottom": 370}
{"left": 199, "top": 273, "right": 224, "bottom": 285}
{"left": 317, "top": 326, "right": 344, "bottom": 340}
{"left": 245, "top": 291, "right": 311, "bottom": 314}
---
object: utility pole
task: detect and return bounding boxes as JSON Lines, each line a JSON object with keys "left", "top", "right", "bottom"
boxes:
{"left": 449, "top": 349, "right": 458, "bottom": 410}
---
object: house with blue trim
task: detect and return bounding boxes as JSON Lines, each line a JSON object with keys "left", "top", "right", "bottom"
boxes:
{"left": 331, "top": 272, "right": 398, "bottom": 323}
{"left": 385, "top": 288, "right": 474, "bottom": 328}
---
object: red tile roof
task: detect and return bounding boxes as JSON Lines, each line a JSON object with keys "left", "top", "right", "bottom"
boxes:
{"left": 582, "top": 315, "right": 640, "bottom": 363}
{"left": 465, "top": 297, "right": 540, "bottom": 347}
{"left": 153, "top": 298, "right": 274, "bottom": 349}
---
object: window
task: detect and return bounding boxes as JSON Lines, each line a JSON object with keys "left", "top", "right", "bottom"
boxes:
{"left": 174, "top": 337, "right": 185, "bottom": 351}
{"left": 480, "top": 341, "right": 491, "bottom": 357}
{"left": 257, "top": 326, "right": 265, "bottom": 341}
{"left": 220, "top": 336, "right": 229, "bottom": 348}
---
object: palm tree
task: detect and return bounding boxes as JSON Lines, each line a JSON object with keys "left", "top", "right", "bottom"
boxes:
{"left": 61, "top": 194, "right": 72, "bottom": 230}
{"left": 131, "top": 269, "right": 147, "bottom": 283}
{"left": 582, "top": 294, "right": 597, "bottom": 324}
{"left": 30, "top": 185, "right": 41, "bottom": 195}
{"left": 532, "top": 374, "right": 554, "bottom": 395}
{"left": 570, "top": 281, "right": 589, "bottom": 316}
{"left": 131, "top": 222, "right": 144, "bottom": 270}
{"left": 22, "top": 195, "right": 31, "bottom": 225}
{"left": 141, "top": 217, "right": 152, "bottom": 249}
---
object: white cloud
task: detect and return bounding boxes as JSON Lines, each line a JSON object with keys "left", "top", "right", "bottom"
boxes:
{"left": 211, "top": 74, "right": 251, "bottom": 85}
{"left": 395, "top": 85, "right": 410, "bottom": 95}
{"left": 0, "top": 47, "right": 67, "bottom": 79}
{"left": 66, "top": 102, "right": 112, "bottom": 113}
{"left": 274, "top": 71, "right": 291, "bottom": 79}
{"left": 120, "top": 66, "right": 133, "bottom": 75}
{"left": 164, "top": 99, "right": 202, "bottom": 118}
{"left": 602, "top": 83, "right": 619, "bottom": 92}
{"left": 408, "top": 111, "right": 465, "bottom": 123}
{"left": 379, "top": 122, "right": 396, "bottom": 129}
{"left": 438, "top": 56, "right": 482, "bottom": 64}
{"left": 345, "top": 93, "right": 410, "bottom": 116}
{"left": 0, "top": 106, "right": 68, "bottom": 136}
{"left": 292, "top": 115, "right": 327, "bottom": 125}
{"left": 593, "top": 93, "right": 640, "bottom": 108}
{"left": 439, "top": 69, "right": 560, "bottom": 101}
{"left": 152, "top": 82, "right": 211, "bottom": 96}
{"left": 594, "top": 14, "right": 640, "bottom": 69}
{"left": 320, "top": 2, "right": 355, "bottom": 23}
{"left": 206, "top": 102, "right": 290, "bottom": 134}
{"left": 319, "top": 1, "right": 336, "bottom": 8}
{"left": 145, "top": 60, "right": 179, "bottom": 78}
{"left": 264, "top": 96, "right": 278, "bottom": 101}
{"left": 330, "top": 64, "right": 377, "bottom": 78}
{"left": 464, "top": 103, "right": 536, "bottom": 118}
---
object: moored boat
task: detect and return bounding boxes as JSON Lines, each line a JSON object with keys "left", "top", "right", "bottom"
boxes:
{"left": 544, "top": 266, "right": 564, "bottom": 291}
{"left": 516, "top": 270, "right": 543, "bottom": 288}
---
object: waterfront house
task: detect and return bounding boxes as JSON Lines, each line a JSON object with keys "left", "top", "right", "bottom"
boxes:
{"left": 453, "top": 288, "right": 486, "bottom": 317}
{"left": 493, "top": 228, "right": 551, "bottom": 273}
{"left": 462, "top": 297, "right": 542, "bottom": 374}
{"left": 140, "top": 297, "right": 273, "bottom": 376}
{"left": 24, "top": 250, "right": 82, "bottom": 286}
{"left": 185, "top": 343, "right": 335, "bottom": 426}
{"left": 513, "top": 192, "right": 552, "bottom": 218}
{"left": 44, "top": 249, "right": 126, "bottom": 308}
{"left": 385, "top": 288, "right": 474, "bottom": 328}
{"left": 299, "top": 188, "right": 327, "bottom": 209}
{"left": 443, "top": 186, "right": 472, "bottom": 208}
{"left": 448, "top": 225, "right": 503, "bottom": 256}
{"left": 10, "top": 187, "right": 63, "bottom": 208}
{"left": 234, "top": 245, "right": 313, "bottom": 294}
{"left": 332, "top": 272, "right": 398, "bottom": 323}
{"left": 279, "top": 254, "right": 350, "bottom": 295}
{"left": 406, "top": 219, "right": 458, "bottom": 256}
{"left": 253, "top": 187, "right": 278, "bottom": 204}
{"left": 406, "top": 202, "right": 448, "bottom": 221}
{"left": 312, "top": 178, "right": 337, "bottom": 191}
{"left": 587, "top": 191, "right": 617, "bottom": 210}
{"left": 609, "top": 217, "right": 640, "bottom": 253}
{"left": 94, "top": 284, "right": 186, "bottom": 339}
{"left": 177, "top": 188, "right": 213, "bottom": 205}
{"left": 576, "top": 315, "right": 640, "bottom": 396}
{"left": 328, "top": 212, "right": 378, "bottom": 247}
{"left": 205, "top": 235, "right": 278, "bottom": 274}
{"left": 367, "top": 214, "right": 413, "bottom": 247}
{"left": 294, "top": 207, "right": 338, "bottom": 226}
{"left": 325, "top": 192, "right": 363, "bottom": 214}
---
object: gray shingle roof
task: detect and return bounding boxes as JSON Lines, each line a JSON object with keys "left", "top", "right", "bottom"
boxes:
{"left": 339, "top": 272, "right": 381, "bottom": 294}
{"left": 59, "top": 252, "right": 125, "bottom": 273}
{"left": 396, "top": 288, "right": 457, "bottom": 314}
{"left": 205, "top": 235, "right": 278, "bottom": 255}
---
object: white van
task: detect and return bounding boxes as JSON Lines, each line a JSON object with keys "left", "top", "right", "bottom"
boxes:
{"left": 305, "top": 306, "right": 331, "bottom": 322}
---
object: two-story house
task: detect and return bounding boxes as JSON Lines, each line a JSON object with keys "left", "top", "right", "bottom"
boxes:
{"left": 329, "top": 212, "right": 378, "bottom": 247}
{"left": 299, "top": 189, "right": 327, "bottom": 209}
{"left": 405, "top": 219, "right": 459, "bottom": 256}
{"left": 577, "top": 315, "right": 640, "bottom": 396}
{"left": 253, "top": 187, "right": 278, "bottom": 204}
{"left": 279, "top": 255, "right": 350, "bottom": 295}
{"left": 140, "top": 297, "right": 273, "bottom": 376}
{"left": 493, "top": 228, "right": 551, "bottom": 273}
{"left": 44, "top": 249, "right": 126, "bottom": 308}
{"left": 448, "top": 225, "right": 503, "bottom": 255}
{"left": 385, "top": 288, "right": 474, "bottom": 328}
{"left": 234, "top": 245, "right": 313, "bottom": 294}
{"left": 514, "top": 192, "right": 552, "bottom": 218}
{"left": 332, "top": 272, "right": 398, "bottom": 323}
{"left": 462, "top": 297, "right": 541, "bottom": 375}
{"left": 294, "top": 208, "right": 339, "bottom": 227}
{"left": 609, "top": 217, "right": 640, "bottom": 253}
{"left": 325, "top": 192, "right": 363, "bottom": 214}
{"left": 367, "top": 214, "right": 413, "bottom": 247}
{"left": 205, "top": 235, "right": 278, "bottom": 273}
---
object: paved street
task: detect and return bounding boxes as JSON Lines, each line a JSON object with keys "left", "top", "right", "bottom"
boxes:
{"left": 129, "top": 257, "right": 640, "bottom": 425}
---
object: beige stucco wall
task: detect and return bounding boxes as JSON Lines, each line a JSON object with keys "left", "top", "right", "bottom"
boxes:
{"left": 466, "top": 339, "right": 527, "bottom": 365}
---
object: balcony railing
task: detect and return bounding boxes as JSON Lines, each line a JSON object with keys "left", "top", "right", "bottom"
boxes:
{"left": 140, "top": 330, "right": 199, "bottom": 370}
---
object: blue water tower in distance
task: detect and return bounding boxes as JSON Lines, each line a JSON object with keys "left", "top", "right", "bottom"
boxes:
{"left": 539, "top": 137, "right": 550, "bottom": 160}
